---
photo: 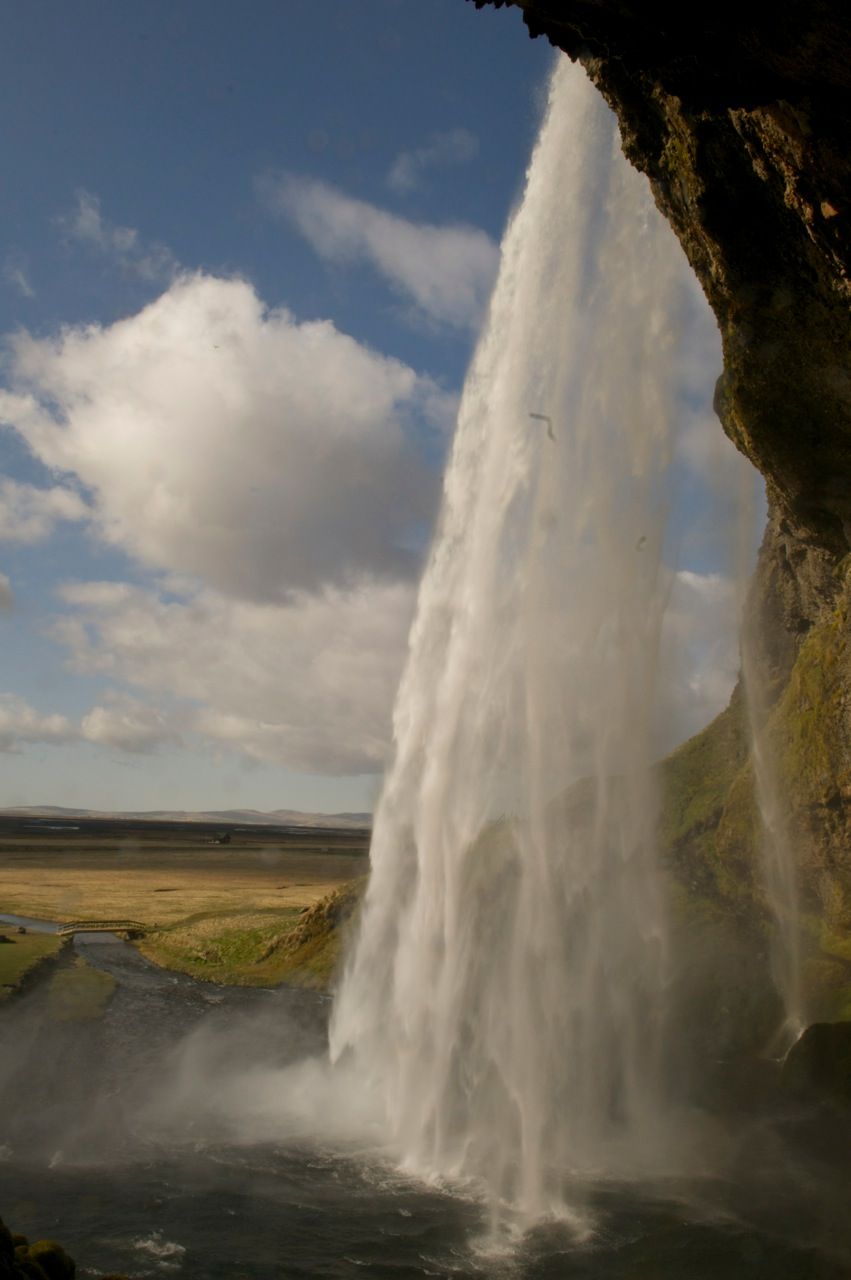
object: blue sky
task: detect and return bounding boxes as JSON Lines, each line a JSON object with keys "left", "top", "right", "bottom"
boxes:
{"left": 0, "top": 2, "right": 759, "bottom": 813}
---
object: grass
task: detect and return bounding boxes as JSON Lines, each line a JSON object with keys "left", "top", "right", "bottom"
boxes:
{"left": 0, "top": 825, "right": 368, "bottom": 992}
{"left": 658, "top": 685, "right": 748, "bottom": 851}
{"left": 0, "top": 822, "right": 367, "bottom": 932}
{"left": 138, "top": 908, "right": 304, "bottom": 986}
{"left": 261, "top": 880, "right": 366, "bottom": 989}
{"left": 0, "top": 861, "right": 353, "bottom": 929}
{"left": 138, "top": 881, "right": 367, "bottom": 990}
{"left": 0, "top": 932, "right": 64, "bottom": 1002}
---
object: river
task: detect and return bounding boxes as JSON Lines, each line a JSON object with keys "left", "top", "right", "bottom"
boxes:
{"left": 0, "top": 931, "right": 849, "bottom": 1279}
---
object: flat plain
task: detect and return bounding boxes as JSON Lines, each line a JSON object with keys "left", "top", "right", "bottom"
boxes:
{"left": 0, "top": 814, "right": 369, "bottom": 988}
{"left": 0, "top": 814, "right": 368, "bottom": 924}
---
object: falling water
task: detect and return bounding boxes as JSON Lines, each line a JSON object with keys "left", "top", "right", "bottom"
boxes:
{"left": 332, "top": 60, "right": 702, "bottom": 1225}
{"left": 741, "top": 639, "right": 805, "bottom": 1050}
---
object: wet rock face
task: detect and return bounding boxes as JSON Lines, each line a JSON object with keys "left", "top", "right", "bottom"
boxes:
{"left": 473, "top": 1, "right": 851, "bottom": 555}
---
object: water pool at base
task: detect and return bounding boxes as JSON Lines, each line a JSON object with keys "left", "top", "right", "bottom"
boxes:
{"left": 0, "top": 938, "right": 848, "bottom": 1279}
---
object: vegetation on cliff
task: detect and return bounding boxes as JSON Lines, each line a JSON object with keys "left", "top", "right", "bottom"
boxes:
{"left": 655, "top": 566, "right": 851, "bottom": 1040}
{"left": 137, "top": 881, "right": 365, "bottom": 990}
{"left": 1, "top": 1217, "right": 131, "bottom": 1280}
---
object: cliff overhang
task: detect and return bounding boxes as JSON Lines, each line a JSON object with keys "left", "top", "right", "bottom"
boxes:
{"left": 473, "top": 1, "right": 851, "bottom": 557}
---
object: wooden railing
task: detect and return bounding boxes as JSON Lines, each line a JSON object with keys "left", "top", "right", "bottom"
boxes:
{"left": 58, "top": 919, "right": 148, "bottom": 937}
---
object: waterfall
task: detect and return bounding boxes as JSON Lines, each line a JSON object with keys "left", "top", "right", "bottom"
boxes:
{"left": 331, "top": 59, "right": 703, "bottom": 1225}
{"left": 741, "top": 641, "right": 805, "bottom": 1050}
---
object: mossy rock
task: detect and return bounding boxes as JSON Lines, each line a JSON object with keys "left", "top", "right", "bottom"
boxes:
{"left": 0, "top": 1223, "right": 91, "bottom": 1280}
{"left": 656, "top": 574, "right": 851, "bottom": 1035}
{"left": 657, "top": 685, "right": 763, "bottom": 919}
{"left": 21, "top": 1242, "right": 74, "bottom": 1280}
{"left": 259, "top": 879, "right": 366, "bottom": 988}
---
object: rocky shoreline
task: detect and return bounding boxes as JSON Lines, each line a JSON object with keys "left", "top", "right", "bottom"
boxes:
{"left": 1, "top": 1215, "right": 128, "bottom": 1280}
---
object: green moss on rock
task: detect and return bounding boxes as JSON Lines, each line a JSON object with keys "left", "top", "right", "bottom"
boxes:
{"left": 22, "top": 1242, "right": 75, "bottom": 1280}
{"left": 655, "top": 574, "right": 851, "bottom": 1035}
{"left": 658, "top": 685, "right": 762, "bottom": 917}
{"left": 259, "top": 879, "right": 366, "bottom": 989}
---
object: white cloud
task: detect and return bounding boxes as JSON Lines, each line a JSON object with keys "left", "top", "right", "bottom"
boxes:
{"left": 0, "top": 573, "right": 13, "bottom": 612}
{"left": 0, "top": 273, "right": 441, "bottom": 600}
{"left": 263, "top": 175, "right": 498, "bottom": 331}
{"left": 0, "top": 691, "right": 180, "bottom": 757}
{"left": 81, "top": 695, "right": 182, "bottom": 754}
{"left": 59, "top": 190, "right": 179, "bottom": 282}
{"left": 0, "top": 694, "right": 75, "bottom": 753}
{"left": 657, "top": 568, "right": 741, "bottom": 750}
{"left": 45, "top": 563, "right": 742, "bottom": 776}
{"left": 0, "top": 479, "right": 88, "bottom": 544}
{"left": 57, "top": 578, "right": 415, "bottom": 774}
{"left": 677, "top": 410, "right": 746, "bottom": 480}
{"left": 3, "top": 254, "right": 35, "bottom": 299}
{"left": 387, "top": 128, "right": 478, "bottom": 194}
{"left": 0, "top": 270, "right": 452, "bottom": 776}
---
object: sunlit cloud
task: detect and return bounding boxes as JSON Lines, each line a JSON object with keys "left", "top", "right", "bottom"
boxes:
{"left": 0, "top": 273, "right": 441, "bottom": 600}
{"left": 262, "top": 174, "right": 498, "bottom": 332}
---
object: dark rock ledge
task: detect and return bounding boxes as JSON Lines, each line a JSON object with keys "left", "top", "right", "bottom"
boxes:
{"left": 0, "top": 1216, "right": 131, "bottom": 1280}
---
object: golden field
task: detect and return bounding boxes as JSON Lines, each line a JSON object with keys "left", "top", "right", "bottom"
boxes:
{"left": 0, "top": 819, "right": 368, "bottom": 927}
{"left": 0, "top": 816, "right": 368, "bottom": 989}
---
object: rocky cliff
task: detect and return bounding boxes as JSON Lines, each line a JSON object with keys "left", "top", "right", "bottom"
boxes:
{"left": 473, "top": 2, "right": 851, "bottom": 1048}
{"left": 474, "top": 1, "right": 851, "bottom": 554}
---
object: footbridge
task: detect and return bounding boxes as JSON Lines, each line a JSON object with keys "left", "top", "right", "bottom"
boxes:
{"left": 58, "top": 919, "right": 148, "bottom": 939}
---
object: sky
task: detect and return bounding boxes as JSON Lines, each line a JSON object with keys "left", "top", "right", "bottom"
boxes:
{"left": 0, "top": 1, "right": 761, "bottom": 814}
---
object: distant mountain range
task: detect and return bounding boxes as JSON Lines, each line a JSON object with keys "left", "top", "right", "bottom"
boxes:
{"left": 0, "top": 804, "right": 372, "bottom": 829}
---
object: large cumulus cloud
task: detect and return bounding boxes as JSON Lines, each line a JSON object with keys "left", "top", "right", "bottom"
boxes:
{"left": 0, "top": 273, "right": 442, "bottom": 601}
{"left": 0, "top": 272, "right": 449, "bottom": 777}
{"left": 0, "top": 257, "right": 754, "bottom": 783}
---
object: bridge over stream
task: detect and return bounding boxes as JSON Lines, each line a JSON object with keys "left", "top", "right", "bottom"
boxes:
{"left": 58, "top": 920, "right": 149, "bottom": 939}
